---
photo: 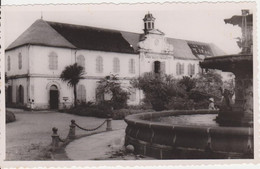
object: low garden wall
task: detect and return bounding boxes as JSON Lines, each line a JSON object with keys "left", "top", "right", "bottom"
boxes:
{"left": 124, "top": 109, "right": 253, "bottom": 159}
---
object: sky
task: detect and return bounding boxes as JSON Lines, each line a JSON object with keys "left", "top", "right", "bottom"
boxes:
{"left": 2, "top": 3, "right": 255, "bottom": 54}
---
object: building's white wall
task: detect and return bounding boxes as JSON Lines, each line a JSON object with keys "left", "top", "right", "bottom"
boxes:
{"left": 31, "top": 77, "right": 73, "bottom": 109}
{"left": 5, "top": 46, "right": 29, "bottom": 76}
{"left": 29, "top": 45, "right": 74, "bottom": 75}
{"left": 6, "top": 43, "right": 203, "bottom": 109}
{"left": 172, "top": 59, "right": 201, "bottom": 78}
{"left": 8, "top": 78, "right": 28, "bottom": 104}
{"left": 76, "top": 49, "right": 139, "bottom": 78}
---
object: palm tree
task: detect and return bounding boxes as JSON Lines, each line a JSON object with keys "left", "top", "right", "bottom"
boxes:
{"left": 60, "top": 63, "right": 84, "bottom": 107}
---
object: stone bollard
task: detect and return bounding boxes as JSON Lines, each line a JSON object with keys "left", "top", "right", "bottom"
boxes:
{"left": 106, "top": 118, "right": 112, "bottom": 131}
{"left": 51, "top": 127, "right": 59, "bottom": 150}
{"left": 68, "top": 120, "right": 76, "bottom": 139}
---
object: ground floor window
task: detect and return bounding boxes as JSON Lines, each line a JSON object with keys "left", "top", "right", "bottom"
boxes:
{"left": 77, "top": 84, "right": 86, "bottom": 103}
{"left": 129, "top": 89, "right": 136, "bottom": 101}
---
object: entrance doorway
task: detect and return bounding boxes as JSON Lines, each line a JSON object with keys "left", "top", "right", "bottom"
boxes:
{"left": 49, "top": 85, "right": 59, "bottom": 109}
{"left": 154, "top": 61, "right": 161, "bottom": 73}
{"left": 18, "top": 85, "right": 24, "bottom": 104}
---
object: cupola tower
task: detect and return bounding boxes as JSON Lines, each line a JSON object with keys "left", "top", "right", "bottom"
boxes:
{"left": 143, "top": 12, "right": 155, "bottom": 34}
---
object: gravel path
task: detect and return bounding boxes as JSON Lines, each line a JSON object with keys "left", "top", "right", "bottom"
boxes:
{"left": 6, "top": 108, "right": 126, "bottom": 161}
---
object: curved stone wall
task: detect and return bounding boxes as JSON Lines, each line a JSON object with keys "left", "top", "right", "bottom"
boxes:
{"left": 124, "top": 110, "right": 253, "bottom": 159}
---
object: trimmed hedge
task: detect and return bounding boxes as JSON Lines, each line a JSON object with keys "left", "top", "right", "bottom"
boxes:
{"left": 112, "top": 109, "right": 153, "bottom": 120}
{"left": 63, "top": 102, "right": 153, "bottom": 120}
{"left": 6, "top": 110, "right": 16, "bottom": 123}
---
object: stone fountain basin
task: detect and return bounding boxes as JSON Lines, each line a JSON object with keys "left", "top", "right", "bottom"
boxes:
{"left": 124, "top": 109, "right": 253, "bottom": 159}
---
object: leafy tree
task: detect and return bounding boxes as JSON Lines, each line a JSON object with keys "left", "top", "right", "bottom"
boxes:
{"left": 60, "top": 63, "right": 84, "bottom": 107}
{"left": 131, "top": 72, "right": 185, "bottom": 111}
{"left": 96, "top": 74, "right": 129, "bottom": 110}
{"left": 190, "top": 70, "right": 223, "bottom": 103}
{"left": 178, "top": 76, "right": 196, "bottom": 92}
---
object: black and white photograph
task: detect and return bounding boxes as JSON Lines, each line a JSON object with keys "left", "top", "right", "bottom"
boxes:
{"left": 1, "top": 1, "right": 257, "bottom": 165}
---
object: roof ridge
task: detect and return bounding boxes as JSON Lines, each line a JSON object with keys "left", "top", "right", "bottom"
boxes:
{"left": 45, "top": 20, "right": 143, "bottom": 35}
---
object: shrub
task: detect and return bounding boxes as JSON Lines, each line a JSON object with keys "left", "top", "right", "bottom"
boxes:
{"left": 166, "top": 97, "right": 195, "bottom": 110}
{"left": 96, "top": 74, "right": 129, "bottom": 110}
{"left": 66, "top": 102, "right": 112, "bottom": 118}
{"left": 131, "top": 72, "right": 185, "bottom": 111}
{"left": 6, "top": 110, "right": 16, "bottom": 123}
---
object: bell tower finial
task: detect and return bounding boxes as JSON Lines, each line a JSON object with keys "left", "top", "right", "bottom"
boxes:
{"left": 143, "top": 12, "right": 155, "bottom": 34}
{"left": 41, "top": 11, "right": 43, "bottom": 20}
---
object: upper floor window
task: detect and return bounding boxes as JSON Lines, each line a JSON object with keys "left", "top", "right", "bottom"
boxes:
{"left": 176, "top": 62, "right": 184, "bottom": 75}
{"left": 96, "top": 56, "right": 103, "bottom": 73}
{"left": 77, "top": 84, "right": 86, "bottom": 103}
{"left": 49, "top": 52, "right": 58, "bottom": 70}
{"left": 129, "top": 59, "right": 135, "bottom": 74}
{"left": 18, "top": 53, "right": 22, "bottom": 69}
{"left": 7, "top": 56, "right": 11, "bottom": 71}
{"left": 113, "top": 57, "right": 120, "bottom": 73}
{"left": 76, "top": 55, "right": 85, "bottom": 71}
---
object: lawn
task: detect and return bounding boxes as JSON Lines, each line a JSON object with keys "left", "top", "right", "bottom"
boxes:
{"left": 5, "top": 108, "right": 126, "bottom": 161}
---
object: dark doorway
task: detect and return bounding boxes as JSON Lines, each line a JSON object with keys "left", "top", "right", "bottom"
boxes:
{"left": 7, "top": 86, "right": 12, "bottom": 103}
{"left": 18, "top": 85, "right": 24, "bottom": 104}
{"left": 154, "top": 61, "right": 161, "bottom": 73}
{"left": 50, "top": 85, "right": 59, "bottom": 109}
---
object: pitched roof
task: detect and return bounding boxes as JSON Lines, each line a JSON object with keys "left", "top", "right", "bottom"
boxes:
{"left": 6, "top": 19, "right": 226, "bottom": 60}
{"left": 47, "top": 21, "right": 136, "bottom": 54}
{"left": 6, "top": 19, "right": 76, "bottom": 50}
{"left": 166, "top": 38, "right": 197, "bottom": 60}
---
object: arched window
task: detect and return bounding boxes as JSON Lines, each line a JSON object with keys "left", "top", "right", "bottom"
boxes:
{"left": 18, "top": 85, "right": 24, "bottom": 104}
{"left": 96, "top": 56, "right": 103, "bottom": 73}
{"left": 113, "top": 57, "right": 120, "bottom": 73}
{"left": 18, "top": 53, "right": 22, "bottom": 69}
{"left": 148, "top": 22, "right": 151, "bottom": 29}
{"left": 49, "top": 52, "right": 58, "bottom": 70}
{"left": 77, "top": 84, "right": 86, "bottom": 103}
{"left": 7, "top": 55, "right": 11, "bottom": 71}
{"left": 76, "top": 55, "right": 85, "bottom": 71}
{"left": 129, "top": 59, "right": 135, "bottom": 74}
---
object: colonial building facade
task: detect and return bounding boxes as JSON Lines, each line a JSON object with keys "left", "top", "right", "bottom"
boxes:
{"left": 5, "top": 13, "right": 225, "bottom": 109}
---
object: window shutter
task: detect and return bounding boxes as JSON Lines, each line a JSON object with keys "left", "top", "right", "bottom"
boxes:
{"left": 161, "top": 61, "right": 166, "bottom": 74}
{"left": 49, "top": 52, "right": 58, "bottom": 70}
{"left": 176, "top": 63, "right": 179, "bottom": 75}
{"left": 181, "top": 63, "right": 184, "bottom": 75}
{"left": 77, "top": 55, "right": 85, "bottom": 71}
{"left": 113, "top": 58, "right": 120, "bottom": 73}
{"left": 18, "top": 53, "right": 22, "bottom": 70}
{"left": 96, "top": 56, "right": 103, "bottom": 73}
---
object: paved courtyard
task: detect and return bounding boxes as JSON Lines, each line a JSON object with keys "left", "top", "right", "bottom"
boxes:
{"left": 6, "top": 108, "right": 126, "bottom": 160}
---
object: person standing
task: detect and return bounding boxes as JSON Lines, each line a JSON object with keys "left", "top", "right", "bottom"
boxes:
{"left": 208, "top": 98, "right": 215, "bottom": 110}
